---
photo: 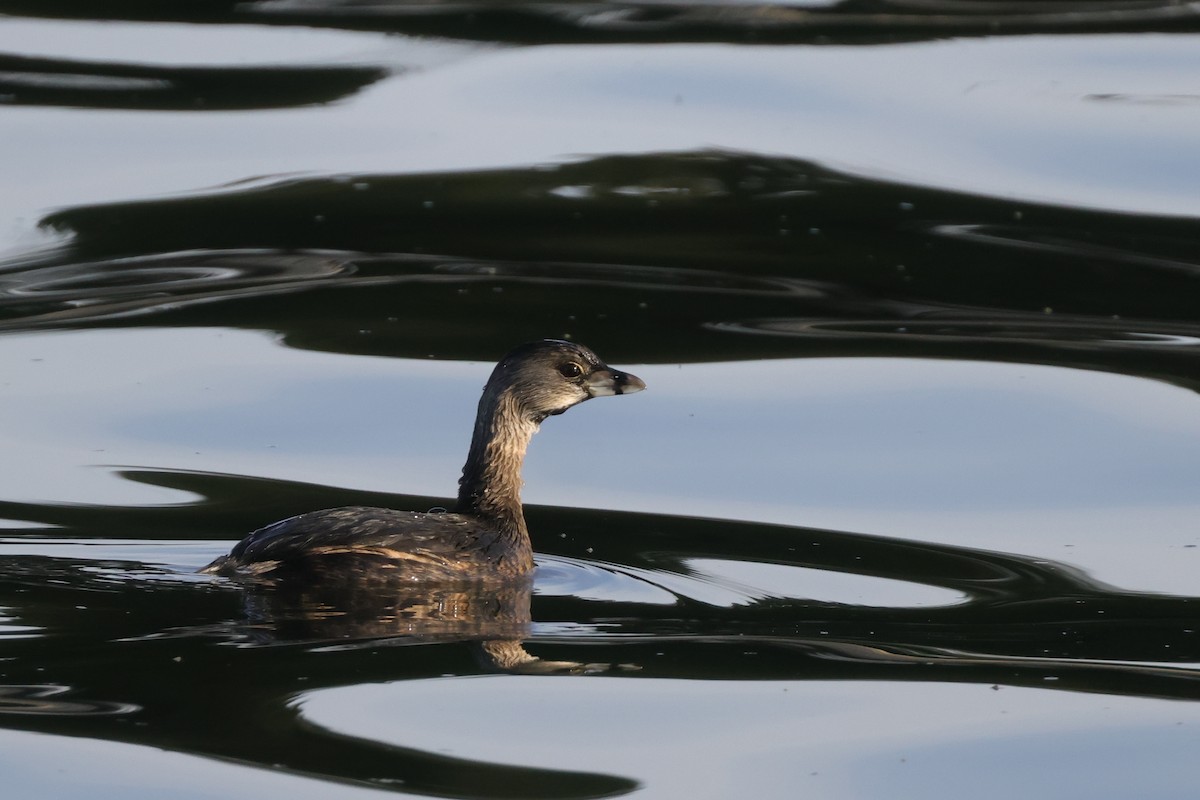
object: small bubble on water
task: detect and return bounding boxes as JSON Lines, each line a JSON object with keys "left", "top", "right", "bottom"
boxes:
{"left": 898, "top": 201, "right": 915, "bottom": 212}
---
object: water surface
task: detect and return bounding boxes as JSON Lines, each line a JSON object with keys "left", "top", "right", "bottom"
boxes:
{"left": 3, "top": 3, "right": 1200, "bottom": 798}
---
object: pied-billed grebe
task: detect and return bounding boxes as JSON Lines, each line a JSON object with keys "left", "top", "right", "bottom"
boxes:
{"left": 200, "top": 340, "right": 644, "bottom": 580}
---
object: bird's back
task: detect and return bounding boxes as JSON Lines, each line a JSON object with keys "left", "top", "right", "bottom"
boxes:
{"left": 199, "top": 506, "right": 524, "bottom": 581}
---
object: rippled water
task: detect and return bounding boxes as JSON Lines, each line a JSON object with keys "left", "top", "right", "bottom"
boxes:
{"left": 3, "top": 2, "right": 1200, "bottom": 798}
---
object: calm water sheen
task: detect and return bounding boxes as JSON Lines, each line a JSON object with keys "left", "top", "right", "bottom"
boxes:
{"left": 4, "top": 3, "right": 1200, "bottom": 798}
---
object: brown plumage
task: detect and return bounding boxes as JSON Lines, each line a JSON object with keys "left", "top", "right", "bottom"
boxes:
{"left": 200, "top": 340, "right": 645, "bottom": 581}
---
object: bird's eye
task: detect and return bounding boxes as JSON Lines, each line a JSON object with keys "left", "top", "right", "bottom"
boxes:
{"left": 558, "top": 362, "right": 583, "bottom": 379}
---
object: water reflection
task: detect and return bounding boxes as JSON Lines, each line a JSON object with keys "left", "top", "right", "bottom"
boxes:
{"left": 0, "top": 150, "right": 1192, "bottom": 392}
{"left": 4, "top": 0, "right": 1197, "bottom": 43}
{"left": 0, "top": 250, "right": 353, "bottom": 326}
{"left": 0, "top": 552, "right": 639, "bottom": 797}
{"left": 231, "top": 568, "right": 619, "bottom": 673}
{"left": 2, "top": 467, "right": 1197, "bottom": 677}
{"left": 0, "top": 684, "right": 136, "bottom": 717}
{"left": 0, "top": 468, "right": 1197, "bottom": 795}
{"left": 5, "top": 3, "right": 1200, "bottom": 797}
{"left": 0, "top": 53, "right": 385, "bottom": 110}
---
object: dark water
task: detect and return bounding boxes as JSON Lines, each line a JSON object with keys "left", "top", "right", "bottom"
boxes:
{"left": 4, "top": 3, "right": 1200, "bottom": 798}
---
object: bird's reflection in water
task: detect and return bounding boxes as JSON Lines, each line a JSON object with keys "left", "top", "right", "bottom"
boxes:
{"left": 233, "top": 556, "right": 615, "bottom": 674}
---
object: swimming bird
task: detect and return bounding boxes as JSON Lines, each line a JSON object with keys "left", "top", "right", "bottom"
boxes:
{"left": 200, "top": 339, "right": 644, "bottom": 581}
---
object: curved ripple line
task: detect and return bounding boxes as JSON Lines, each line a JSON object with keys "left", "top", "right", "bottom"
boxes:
{"left": 0, "top": 684, "right": 138, "bottom": 717}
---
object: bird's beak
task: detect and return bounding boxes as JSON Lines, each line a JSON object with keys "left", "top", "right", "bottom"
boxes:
{"left": 585, "top": 367, "right": 646, "bottom": 397}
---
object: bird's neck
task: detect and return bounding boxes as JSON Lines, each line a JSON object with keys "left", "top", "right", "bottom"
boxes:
{"left": 457, "top": 390, "right": 538, "bottom": 551}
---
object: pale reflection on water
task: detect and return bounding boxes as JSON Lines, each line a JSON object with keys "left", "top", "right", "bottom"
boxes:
{"left": 301, "top": 677, "right": 1200, "bottom": 800}
{"left": 0, "top": 728, "right": 389, "bottom": 800}
{"left": 7, "top": 32, "right": 1200, "bottom": 252}
{"left": 552, "top": 357, "right": 1200, "bottom": 595}
{"left": 682, "top": 558, "right": 962, "bottom": 607}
